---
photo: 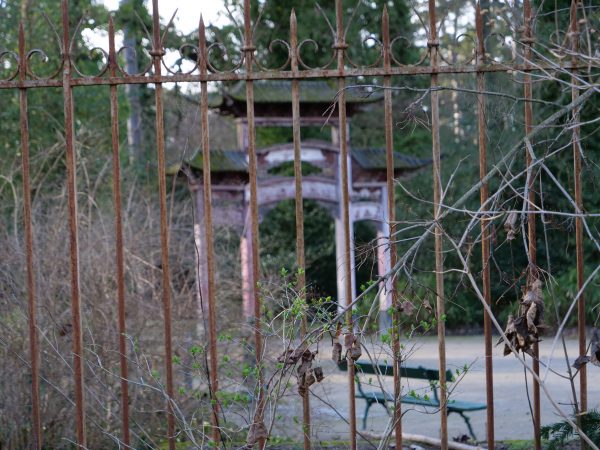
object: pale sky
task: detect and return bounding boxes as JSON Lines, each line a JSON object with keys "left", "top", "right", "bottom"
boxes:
{"left": 99, "top": 0, "right": 228, "bottom": 32}
{"left": 83, "top": 1, "right": 228, "bottom": 81}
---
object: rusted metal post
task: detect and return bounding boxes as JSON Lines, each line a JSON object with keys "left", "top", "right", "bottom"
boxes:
{"left": 18, "top": 22, "right": 42, "bottom": 450}
{"left": 522, "top": 1, "right": 541, "bottom": 448}
{"left": 61, "top": 1, "right": 86, "bottom": 445}
{"left": 475, "top": 4, "right": 495, "bottom": 447}
{"left": 382, "top": 7, "right": 402, "bottom": 449}
{"left": 199, "top": 16, "right": 221, "bottom": 445}
{"left": 569, "top": 0, "right": 587, "bottom": 420}
{"left": 290, "top": 10, "right": 311, "bottom": 450}
{"left": 242, "top": 1, "right": 265, "bottom": 448}
{"left": 427, "top": 0, "right": 448, "bottom": 448}
{"left": 334, "top": 1, "right": 357, "bottom": 448}
{"left": 150, "top": 1, "right": 176, "bottom": 448}
{"left": 108, "top": 16, "right": 131, "bottom": 448}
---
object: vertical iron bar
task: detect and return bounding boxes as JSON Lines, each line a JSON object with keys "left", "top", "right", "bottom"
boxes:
{"left": 475, "top": 4, "right": 495, "bottom": 448}
{"left": 334, "top": 1, "right": 357, "bottom": 448}
{"left": 570, "top": 0, "right": 587, "bottom": 419}
{"left": 61, "top": 1, "right": 86, "bottom": 445}
{"left": 108, "top": 17, "right": 131, "bottom": 448}
{"left": 382, "top": 7, "right": 402, "bottom": 449}
{"left": 290, "top": 10, "right": 311, "bottom": 450}
{"left": 242, "top": 1, "right": 265, "bottom": 448}
{"left": 199, "top": 16, "right": 221, "bottom": 445}
{"left": 427, "top": 1, "right": 448, "bottom": 448}
{"left": 150, "top": 1, "right": 176, "bottom": 448}
{"left": 19, "top": 22, "right": 42, "bottom": 450}
{"left": 522, "top": 2, "right": 541, "bottom": 448}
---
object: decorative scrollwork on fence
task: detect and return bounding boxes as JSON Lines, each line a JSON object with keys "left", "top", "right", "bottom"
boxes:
{"left": 253, "top": 39, "right": 292, "bottom": 72}
{"left": 26, "top": 48, "right": 63, "bottom": 80}
{"left": 206, "top": 42, "right": 245, "bottom": 74}
{"left": 438, "top": 33, "right": 476, "bottom": 66}
{"left": 390, "top": 36, "right": 429, "bottom": 67}
{"left": 483, "top": 32, "right": 516, "bottom": 65}
{"left": 163, "top": 44, "right": 200, "bottom": 75}
{"left": 69, "top": 16, "right": 109, "bottom": 77}
{"left": 0, "top": 51, "right": 20, "bottom": 82}
{"left": 345, "top": 36, "right": 383, "bottom": 69}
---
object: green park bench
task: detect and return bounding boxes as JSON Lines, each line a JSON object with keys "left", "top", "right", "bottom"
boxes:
{"left": 338, "top": 360, "right": 486, "bottom": 439}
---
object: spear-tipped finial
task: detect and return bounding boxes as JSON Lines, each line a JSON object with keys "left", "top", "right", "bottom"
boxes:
{"left": 475, "top": 1, "right": 484, "bottom": 56}
{"left": 290, "top": 8, "right": 297, "bottom": 38}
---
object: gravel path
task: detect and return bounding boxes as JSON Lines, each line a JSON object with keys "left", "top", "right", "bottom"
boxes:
{"left": 269, "top": 334, "right": 599, "bottom": 444}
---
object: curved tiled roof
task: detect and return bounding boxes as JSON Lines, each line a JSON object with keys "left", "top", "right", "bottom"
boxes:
{"left": 168, "top": 145, "right": 430, "bottom": 174}
{"left": 219, "top": 80, "right": 384, "bottom": 104}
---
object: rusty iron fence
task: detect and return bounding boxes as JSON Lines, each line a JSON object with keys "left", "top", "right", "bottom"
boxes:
{"left": 1, "top": 0, "right": 596, "bottom": 449}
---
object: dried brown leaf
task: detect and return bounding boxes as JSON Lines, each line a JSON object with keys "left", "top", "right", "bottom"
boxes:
{"left": 400, "top": 300, "right": 415, "bottom": 316}
{"left": 313, "top": 366, "right": 324, "bottom": 382}
{"left": 504, "top": 210, "right": 518, "bottom": 240}
{"left": 590, "top": 328, "right": 600, "bottom": 367}
{"left": 573, "top": 355, "right": 590, "bottom": 370}
{"left": 344, "top": 333, "right": 355, "bottom": 349}
{"left": 332, "top": 342, "right": 342, "bottom": 364}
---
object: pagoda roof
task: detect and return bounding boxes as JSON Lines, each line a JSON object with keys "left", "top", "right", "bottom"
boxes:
{"left": 168, "top": 146, "right": 430, "bottom": 174}
{"left": 210, "top": 80, "right": 383, "bottom": 117}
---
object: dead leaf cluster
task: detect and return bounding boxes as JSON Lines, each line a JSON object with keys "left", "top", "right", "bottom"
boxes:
{"left": 504, "top": 210, "right": 518, "bottom": 240}
{"left": 277, "top": 346, "right": 324, "bottom": 397}
{"left": 573, "top": 327, "right": 600, "bottom": 370}
{"left": 331, "top": 332, "right": 363, "bottom": 364}
{"left": 499, "top": 278, "right": 545, "bottom": 356}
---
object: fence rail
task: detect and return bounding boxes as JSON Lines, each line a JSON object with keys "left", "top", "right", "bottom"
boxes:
{"left": 2, "top": 0, "right": 595, "bottom": 449}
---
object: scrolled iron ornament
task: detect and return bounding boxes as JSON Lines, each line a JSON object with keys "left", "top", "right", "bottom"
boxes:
{"left": 26, "top": 48, "right": 63, "bottom": 80}
{"left": 163, "top": 43, "right": 200, "bottom": 75}
{"left": 0, "top": 51, "right": 20, "bottom": 82}
{"left": 438, "top": 33, "right": 476, "bottom": 66}
{"left": 345, "top": 36, "right": 383, "bottom": 69}
{"left": 295, "top": 2, "right": 338, "bottom": 70}
{"left": 484, "top": 32, "right": 516, "bottom": 64}
{"left": 390, "top": 35, "right": 428, "bottom": 66}
{"left": 297, "top": 38, "right": 336, "bottom": 70}
{"left": 68, "top": 16, "right": 109, "bottom": 77}
{"left": 24, "top": 13, "right": 63, "bottom": 80}
{"left": 206, "top": 41, "right": 245, "bottom": 73}
{"left": 548, "top": 29, "right": 569, "bottom": 60}
{"left": 115, "top": 45, "right": 154, "bottom": 77}
{"left": 254, "top": 39, "right": 292, "bottom": 71}
{"left": 71, "top": 46, "right": 110, "bottom": 77}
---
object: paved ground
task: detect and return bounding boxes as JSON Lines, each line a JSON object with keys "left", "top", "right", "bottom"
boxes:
{"left": 270, "top": 334, "right": 599, "bottom": 444}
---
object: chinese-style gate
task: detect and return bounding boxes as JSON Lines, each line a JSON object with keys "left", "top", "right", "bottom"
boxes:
{"left": 178, "top": 80, "right": 430, "bottom": 323}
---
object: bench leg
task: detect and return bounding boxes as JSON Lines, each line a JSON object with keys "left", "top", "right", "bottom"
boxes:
{"left": 363, "top": 400, "right": 374, "bottom": 429}
{"left": 458, "top": 411, "right": 477, "bottom": 441}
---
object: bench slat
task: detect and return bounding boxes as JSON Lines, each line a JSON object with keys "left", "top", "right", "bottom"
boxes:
{"left": 338, "top": 360, "right": 454, "bottom": 382}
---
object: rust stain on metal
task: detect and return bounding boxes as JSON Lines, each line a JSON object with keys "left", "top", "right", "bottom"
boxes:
{"left": 19, "top": 21, "right": 42, "bottom": 450}
{"left": 427, "top": 0, "right": 448, "bottom": 448}
{"left": 382, "top": 7, "right": 402, "bottom": 450}
{"left": 199, "top": 15, "right": 221, "bottom": 445}
{"left": 475, "top": 4, "right": 495, "bottom": 448}
{"left": 569, "top": 0, "right": 587, "bottom": 418}
{"left": 334, "top": 1, "right": 357, "bottom": 449}
{"left": 522, "top": 1, "right": 541, "bottom": 448}
{"left": 106, "top": 17, "right": 132, "bottom": 447}
{"left": 61, "top": 0, "right": 87, "bottom": 445}
{"left": 0, "top": 63, "right": 584, "bottom": 91}
{"left": 151, "top": 1, "right": 176, "bottom": 448}
{"left": 290, "top": 9, "right": 312, "bottom": 450}
{"left": 243, "top": 1, "right": 266, "bottom": 448}
{"left": 108, "top": 16, "right": 131, "bottom": 447}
